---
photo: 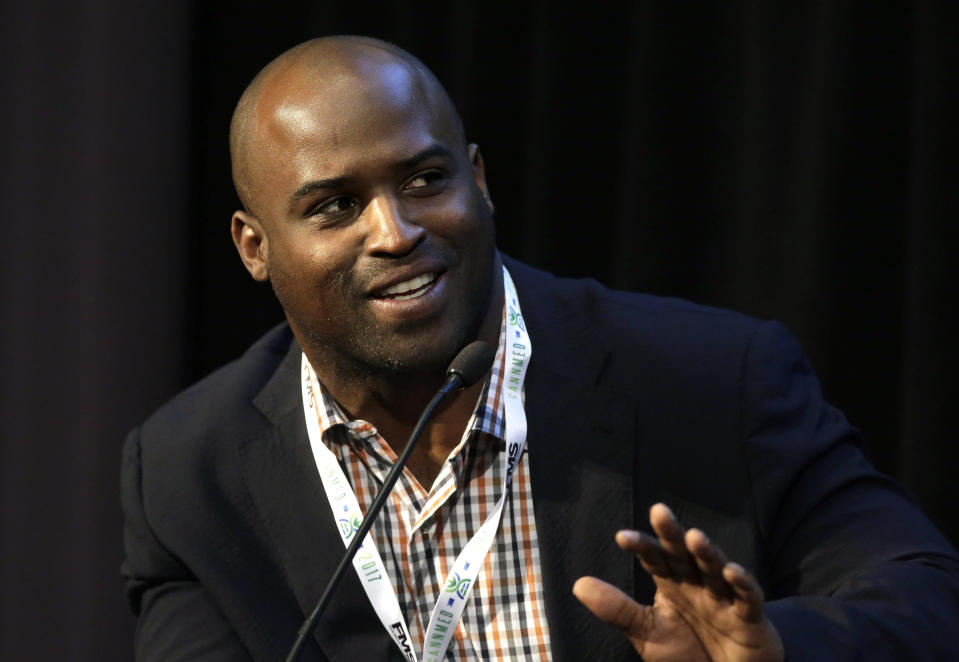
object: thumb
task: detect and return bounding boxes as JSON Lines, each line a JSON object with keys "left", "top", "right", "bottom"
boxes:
{"left": 573, "top": 576, "right": 650, "bottom": 637}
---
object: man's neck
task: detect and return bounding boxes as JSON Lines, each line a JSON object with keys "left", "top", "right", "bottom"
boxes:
{"left": 354, "top": 376, "right": 490, "bottom": 489}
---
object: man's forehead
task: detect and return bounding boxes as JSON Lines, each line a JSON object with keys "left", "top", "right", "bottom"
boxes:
{"left": 252, "top": 54, "right": 437, "bottom": 153}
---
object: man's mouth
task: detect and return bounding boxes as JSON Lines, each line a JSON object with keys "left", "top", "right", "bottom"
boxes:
{"left": 373, "top": 273, "right": 438, "bottom": 300}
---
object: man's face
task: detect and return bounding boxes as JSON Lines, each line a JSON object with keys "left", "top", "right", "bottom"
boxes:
{"left": 236, "top": 60, "right": 497, "bottom": 378}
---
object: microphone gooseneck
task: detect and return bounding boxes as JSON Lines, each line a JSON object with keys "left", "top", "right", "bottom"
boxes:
{"left": 284, "top": 341, "right": 495, "bottom": 662}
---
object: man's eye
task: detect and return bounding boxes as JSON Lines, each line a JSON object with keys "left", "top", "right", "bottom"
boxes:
{"left": 313, "top": 197, "right": 357, "bottom": 216}
{"left": 404, "top": 171, "right": 444, "bottom": 191}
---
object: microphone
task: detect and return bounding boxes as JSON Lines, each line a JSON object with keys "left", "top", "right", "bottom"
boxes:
{"left": 445, "top": 340, "right": 497, "bottom": 389}
{"left": 284, "top": 341, "right": 496, "bottom": 662}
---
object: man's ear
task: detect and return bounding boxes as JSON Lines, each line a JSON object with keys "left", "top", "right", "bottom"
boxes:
{"left": 231, "top": 210, "right": 270, "bottom": 282}
{"left": 467, "top": 143, "right": 494, "bottom": 215}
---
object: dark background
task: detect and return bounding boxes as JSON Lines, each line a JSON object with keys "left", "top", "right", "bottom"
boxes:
{"left": 1, "top": 1, "right": 956, "bottom": 660}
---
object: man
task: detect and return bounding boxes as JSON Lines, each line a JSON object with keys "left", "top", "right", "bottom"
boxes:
{"left": 122, "top": 36, "right": 959, "bottom": 661}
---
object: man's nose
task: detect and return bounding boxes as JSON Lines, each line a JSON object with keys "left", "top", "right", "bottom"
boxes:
{"left": 363, "top": 194, "right": 425, "bottom": 256}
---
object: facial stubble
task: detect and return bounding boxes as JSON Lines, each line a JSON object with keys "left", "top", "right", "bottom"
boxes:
{"left": 274, "top": 239, "right": 498, "bottom": 383}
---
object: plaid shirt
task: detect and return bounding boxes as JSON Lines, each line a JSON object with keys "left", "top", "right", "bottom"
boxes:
{"left": 310, "top": 303, "right": 552, "bottom": 660}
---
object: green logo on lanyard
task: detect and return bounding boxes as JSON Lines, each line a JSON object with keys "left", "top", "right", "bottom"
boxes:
{"left": 339, "top": 514, "right": 362, "bottom": 539}
{"left": 445, "top": 572, "right": 472, "bottom": 599}
{"left": 508, "top": 308, "right": 526, "bottom": 331}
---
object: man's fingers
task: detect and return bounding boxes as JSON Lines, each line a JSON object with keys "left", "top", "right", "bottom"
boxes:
{"left": 723, "top": 562, "right": 766, "bottom": 622}
{"left": 649, "top": 503, "right": 699, "bottom": 580}
{"left": 686, "top": 528, "right": 734, "bottom": 601}
{"left": 616, "top": 530, "right": 674, "bottom": 578}
{"left": 573, "top": 576, "right": 650, "bottom": 639}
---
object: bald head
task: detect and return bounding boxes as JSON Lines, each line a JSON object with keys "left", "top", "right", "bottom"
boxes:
{"left": 229, "top": 36, "right": 466, "bottom": 214}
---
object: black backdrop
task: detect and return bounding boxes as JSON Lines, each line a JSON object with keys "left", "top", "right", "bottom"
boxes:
{"left": 1, "top": 2, "right": 956, "bottom": 660}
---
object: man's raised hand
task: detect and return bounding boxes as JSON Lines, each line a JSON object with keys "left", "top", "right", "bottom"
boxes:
{"left": 572, "top": 503, "right": 784, "bottom": 662}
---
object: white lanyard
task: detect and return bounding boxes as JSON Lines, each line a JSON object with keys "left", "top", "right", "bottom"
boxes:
{"left": 300, "top": 266, "right": 531, "bottom": 661}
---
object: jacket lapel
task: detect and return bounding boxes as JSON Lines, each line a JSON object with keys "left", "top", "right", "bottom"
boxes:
{"left": 509, "top": 260, "right": 642, "bottom": 661}
{"left": 240, "top": 340, "right": 403, "bottom": 662}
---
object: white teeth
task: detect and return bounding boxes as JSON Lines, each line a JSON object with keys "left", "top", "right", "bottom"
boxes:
{"left": 380, "top": 273, "right": 436, "bottom": 299}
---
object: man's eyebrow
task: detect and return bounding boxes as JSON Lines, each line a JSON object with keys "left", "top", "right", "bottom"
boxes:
{"left": 290, "top": 176, "right": 353, "bottom": 203}
{"left": 395, "top": 144, "right": 456, "bottom": 171}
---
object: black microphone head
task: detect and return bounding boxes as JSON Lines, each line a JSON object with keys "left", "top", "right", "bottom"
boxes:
{"left": 446, "top": 341, "right": 495, "bottom": 389}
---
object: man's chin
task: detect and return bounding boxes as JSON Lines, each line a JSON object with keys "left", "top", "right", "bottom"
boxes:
{"left": 362, "top": 335, "right": 467, "bottom": 377}
{"left": 312, "top": 322, "right": 471, "bottom": 380}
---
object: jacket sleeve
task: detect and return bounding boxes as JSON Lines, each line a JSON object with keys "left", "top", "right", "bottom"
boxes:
{"left": 742, "top": 322, "right": 959, "bottom": 662}
{"left": 121, "top": 427, "right": 254, "bottom": 662}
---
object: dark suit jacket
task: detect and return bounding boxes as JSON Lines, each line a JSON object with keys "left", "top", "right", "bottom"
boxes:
{"left": 122, "top": 258, "right": 959, "bottom": 661}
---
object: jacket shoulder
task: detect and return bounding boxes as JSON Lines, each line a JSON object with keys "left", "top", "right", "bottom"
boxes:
{"left": 505, "top": 256, "right": 768, "bottom": 358}
{"left": 136, "top": 323, "right": 296, "bottom": 452}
